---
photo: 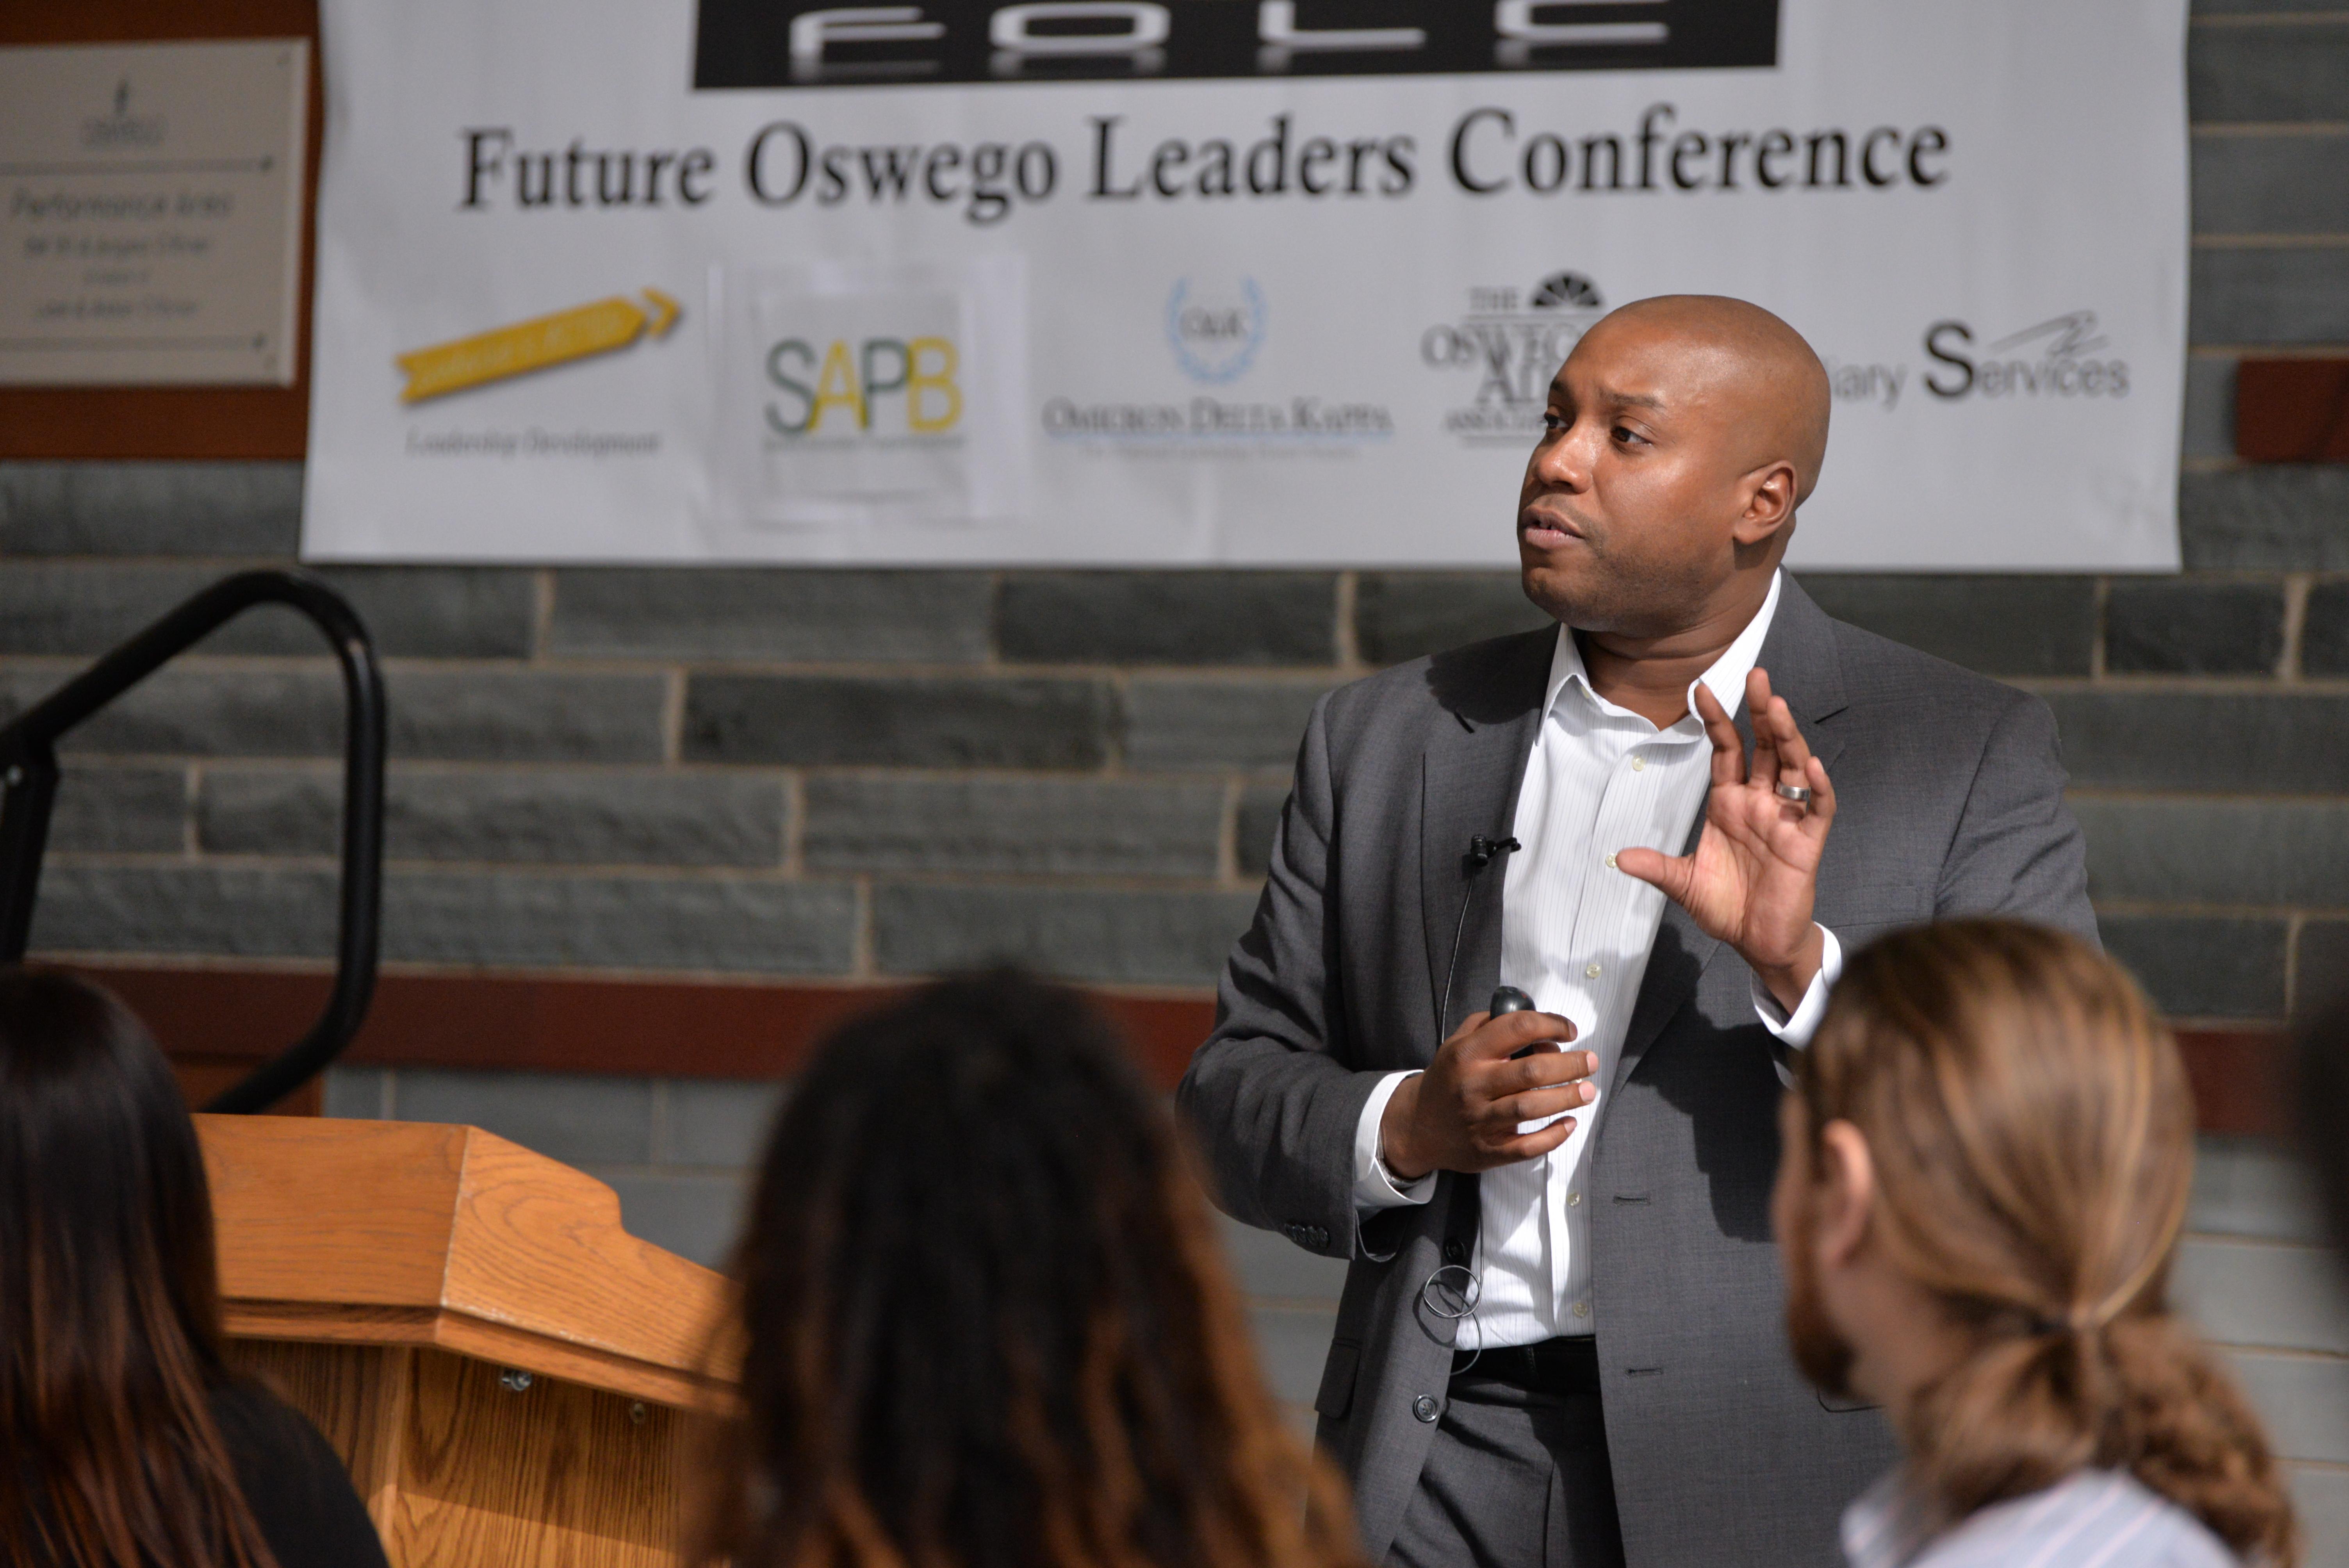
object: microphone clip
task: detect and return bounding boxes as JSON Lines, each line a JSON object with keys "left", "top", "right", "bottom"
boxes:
{"left": 1466, "top": 835, "right": 1522, "bottom": 870}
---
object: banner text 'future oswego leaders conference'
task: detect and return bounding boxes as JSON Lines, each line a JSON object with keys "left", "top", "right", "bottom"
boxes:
{"left": 455, "top": 103, "right": 1953, "bottom": 228}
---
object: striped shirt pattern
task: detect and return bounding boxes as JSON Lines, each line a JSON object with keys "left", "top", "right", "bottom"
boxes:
{"left": 1842, "top": 1468, "right": 2240, "bottom": 1568}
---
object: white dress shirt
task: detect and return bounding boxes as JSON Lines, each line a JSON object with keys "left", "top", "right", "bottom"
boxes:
{"left": 1349, "top": 570, "right": 1841, "bottom": 1346}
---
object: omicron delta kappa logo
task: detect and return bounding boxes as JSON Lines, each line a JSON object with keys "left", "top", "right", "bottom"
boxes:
{"left": 1165, "top": 276, "right": 1267, "bottom": 385}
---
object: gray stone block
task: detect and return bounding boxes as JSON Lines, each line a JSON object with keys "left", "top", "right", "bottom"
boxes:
{"left": 2180, "top": 467, "right": 2349, "bottom": 570}
{"left": 387, "top": 669, "right": 671, "bottom": 763}
{"left": 2290, "top": 1467, "right": 2349, "bottom": 1568}
{"left": 1236, "top": 783, "right": 1289, "bottom": 878}
{"left": 50, "top": 764, "right": 186, "bottom": 853}
{"left": 2074, "top": 796, "right": 2349, "bottom": 907}
{"left": 2228, "top": 1349, "right": 2349, "bottom": 1463}
{"left": 1249, "top": 1304, "right": 1338, "bottom": 1411}
{"left": 2191, "top": 247, "right": 2349, "bottom": 346}
{"left": 381, "top": 871, "right": 857, "bottom": 974}
{"left": 200, "top": 766, "right": 787, "bottom": 867}
{"left": 0, "top": 560, "right": 530, "bottom": 663}
{"left": 596, "top": 1169, "right": 751, "bottom": 1269}
{"left": 684, "top": 674, "right": 1113, "bottom": 769}
{"left": 1795, "top": 574, "right": 2097, "bottom": 677}
{"left": 2303, "top": 582, "right": 2349, "bottom": 676}
{"left": 2194, "top": 135, "right": 2349, "bottom": 236}
{"left": 1355, "top": 572, "right": 1550, "bottom": 666}
{"left": 321, "top": 1066, "right": 392, "bottom": 1121}
{"left": 2190, "top": 24, "right": 2349, "bottom": 122}
{"left": 2300, "top": 922, "right": 2349, "bottom": 1015}
{"left": 1215, "top": 1213, "right": 1349, "bottom": 1305}
{"left": 2194, "top": 1134, "right": 2329, "bottom": 1244}
{"left": 2047, "top": 691, "right": 2349, "bottom": 793}
{"left": 29, "top": 862, "right": 339, "bottom": 958}
{"left": 872, "top": 884, "right": 1258, "bottom": 985}
{"left": 548, "top": 568, "right": 991, "bottom": 663}
{"left": 997, "top": 572, "right": 1337, "bottom": 666}
{"left": 0, "top": 461, "right": 302, "bottom": 556}
{"left": 2183, "top": 355, "right": 2238, "bottom": 460}
{"left": 0, "top": 665, "right": 670, "bottom": 763}
{"left": 2196, "top": 0, "right": 2349, "bottom": 11}
{"left": 2100, "top": 915, "right": 2290, "bottom": 1019}
{"left": 392, "top": 1068, "right": 654, "bottom": 1167}
{"left": 1122, "top": 677, "right": 1335, "bottom": 772}
{"left": 802, "top": 775, "right": 1221, "bottom": 877}
{"left": 661, "top": 1079, "right": 788, "bottom": 1169}
{"left": 2174, "top": 1238, "right": 2349, "bottom": 1354}
{"left": 2105, "top": 579, "right": 2285, "bottom": 674}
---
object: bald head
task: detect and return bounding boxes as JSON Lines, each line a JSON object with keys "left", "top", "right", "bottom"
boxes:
{"left": 1588, "top": 294, "right": 1832, "bottom": 504}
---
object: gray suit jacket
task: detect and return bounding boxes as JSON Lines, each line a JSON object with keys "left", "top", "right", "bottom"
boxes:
{"left": 1178, "top": 579, "right": 2097, "bottom": 1566}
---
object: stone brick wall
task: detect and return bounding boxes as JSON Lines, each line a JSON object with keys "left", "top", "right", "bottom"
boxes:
{"left": 5, "top": 0, "right": 2349, "bottom": 1555}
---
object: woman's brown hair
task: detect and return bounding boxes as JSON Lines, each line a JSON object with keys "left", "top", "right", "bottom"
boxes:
{"left": 1798, "top": 920, "right": 2295, "bottom": 1564}
{"left": 0, "top": 965, "right": 278, "bottom": 1568}
{"left": 694, "top": 969, "right": 1365, "bottom": 1568}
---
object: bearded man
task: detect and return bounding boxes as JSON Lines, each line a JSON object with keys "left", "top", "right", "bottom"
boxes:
{"left": 1179, "top": 296, "right": 2098, "bottom": 1566}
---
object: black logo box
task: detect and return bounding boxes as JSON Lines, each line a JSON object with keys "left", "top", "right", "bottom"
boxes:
{"left": 695, "top": 2, "right": 1780, "bottom": 90}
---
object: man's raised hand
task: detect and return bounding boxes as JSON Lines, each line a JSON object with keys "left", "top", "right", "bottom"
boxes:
{"left": 1379, "top": 1008, "right": 1596, "bottom": 1180}
{"left": 1613, "top": 666, "right": 1835, "bottom": 1014}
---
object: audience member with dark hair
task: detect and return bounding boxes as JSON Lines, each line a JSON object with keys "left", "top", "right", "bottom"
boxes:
{"left": 2293, "top": 983, "right": 2349, "bottom": 1254}
{"left": 0, "top": 965, "right": 390, "bottom": 1568}
{"left": 696, "top": 969, "right": 1363, "bottom": 1568}
{"left": 1775, "top": 921, "right": 2296, "bottom": 1567}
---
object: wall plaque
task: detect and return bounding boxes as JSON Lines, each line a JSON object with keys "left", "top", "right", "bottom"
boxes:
{"left": 0, "top": 39, "right": 308, "bottom": 386}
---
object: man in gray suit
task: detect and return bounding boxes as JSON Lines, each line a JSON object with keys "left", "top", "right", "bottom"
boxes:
{"left": 1179, "top": 296, "right": 2096, "bottom": 1567}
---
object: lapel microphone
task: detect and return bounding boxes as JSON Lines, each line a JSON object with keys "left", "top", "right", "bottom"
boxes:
{"left": 1440, "top": 836, "right": 1525, "bottom": 1036}
{"left": 1466, "top": 835, "right": 1521, "bottom": 869}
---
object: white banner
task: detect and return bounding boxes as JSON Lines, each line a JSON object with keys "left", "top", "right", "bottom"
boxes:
{"left": 303, "top": 1, "right": 2188, "bottom": 569}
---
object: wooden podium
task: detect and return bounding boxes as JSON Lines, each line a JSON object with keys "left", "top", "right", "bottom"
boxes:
{"left": 196, "top": 1115, "right": 733, "bottom": 1568}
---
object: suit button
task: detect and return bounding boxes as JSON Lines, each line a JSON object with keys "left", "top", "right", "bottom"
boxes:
{"left": 1412, "top": 1394, "right": 1440, "bottom": 1423}
{"left": 1442, "top": 1239, "right": 1466, "bottom": 1264}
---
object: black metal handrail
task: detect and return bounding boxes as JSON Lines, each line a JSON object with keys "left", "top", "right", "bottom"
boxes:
{"left": 0, "top": 570, "right": 386, "bottom": 1113}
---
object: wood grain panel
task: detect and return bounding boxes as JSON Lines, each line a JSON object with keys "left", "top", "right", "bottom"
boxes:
{"left": 389, "top": 1350, "right": 684, "bottom": 1568}
{"left": 199, "top": 1115, "right": 732, "bottom": 1410}
{"left": 225, "top": 1340, "right": 415, "bottom": 1537}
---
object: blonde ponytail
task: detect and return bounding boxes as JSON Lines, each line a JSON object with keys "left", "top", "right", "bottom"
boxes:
{"left": 1803, "top": 922, "right": 2298, "bottom": 1565}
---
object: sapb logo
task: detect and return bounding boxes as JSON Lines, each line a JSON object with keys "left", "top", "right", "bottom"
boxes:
{"left": 765, "top": 335, "right": 963, "bottom": 436}
{"left": 1166, "top": 277, "right": 1266, "bottom": 385}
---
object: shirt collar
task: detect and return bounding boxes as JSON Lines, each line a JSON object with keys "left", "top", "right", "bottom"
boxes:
{"left": 1540, "top": 568, "right": 1784, "bottom": 732}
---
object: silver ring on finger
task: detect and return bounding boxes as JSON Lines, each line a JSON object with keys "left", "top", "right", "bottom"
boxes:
{"left": 1773, "top": 782, "right": 1814, "bottom": 805}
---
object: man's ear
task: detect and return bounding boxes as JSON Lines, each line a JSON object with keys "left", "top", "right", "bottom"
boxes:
{"left": 1812, "top": 1119, "right": 1876, "bottom": 1266}
{"left": 1731, "top": 459, "right": 1799, "bottom": 548}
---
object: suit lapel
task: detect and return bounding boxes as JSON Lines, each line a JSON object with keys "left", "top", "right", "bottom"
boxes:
{"left": 1419, "top": 630, "right": 1555, "bottom": 1047}
{"left": 1609, "top": 577, "right": 1851, "bottom": 1095}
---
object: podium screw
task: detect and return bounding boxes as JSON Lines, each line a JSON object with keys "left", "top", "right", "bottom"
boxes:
{"left": 629, "top": 1402, "right": 647, "bottom": 1424}
{"left": 499, "top": 1369, "right": 534, "bottom": 1392}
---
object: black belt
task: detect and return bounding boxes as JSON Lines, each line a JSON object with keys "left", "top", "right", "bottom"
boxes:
{"left": 1453, "top": 1336, "right": 1601, "bottom": 1395}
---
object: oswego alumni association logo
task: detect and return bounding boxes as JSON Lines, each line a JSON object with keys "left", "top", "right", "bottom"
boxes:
{"left": 1422, "top": 271, "right": 1606, "bottom": 446}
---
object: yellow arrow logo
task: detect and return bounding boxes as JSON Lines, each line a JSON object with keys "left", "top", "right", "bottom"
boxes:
{"left": 395, "top": 288, "right": 681, "bottom": 403}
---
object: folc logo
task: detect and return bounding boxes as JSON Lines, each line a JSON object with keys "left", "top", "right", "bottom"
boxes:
{"left": 1166, "top": 277, "right": 1266, "bottom": 385}
{"left": 765, "top": 335, "right": 963, "bottom": 436}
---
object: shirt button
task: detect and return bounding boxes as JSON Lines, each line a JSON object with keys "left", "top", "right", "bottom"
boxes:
{"left": 1630, "top": 755, "right": 1646, "bottom": 772}
{"left": 1567, "top": 1191, "right": 1582, "bottom": 1207}
{"left": 1603, "top": 852, "right": 1617, "bottom": 870}
{"left": 1412, "top": 1394, "right": 1441, "bottom": 1423}
{"left": 1585, "top": 962, "right": 1603, "bottom": 978}
{"left": 1572, "top": 1301, "right": 1591, "bottom": 1320}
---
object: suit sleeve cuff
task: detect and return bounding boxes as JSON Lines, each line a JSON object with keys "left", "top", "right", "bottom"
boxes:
{"left": 1754, "top": 924, "right": 1843, "bottom": 1049}
{"left": 1353, "top": 1071, "right": 1437, "bottom": 1211}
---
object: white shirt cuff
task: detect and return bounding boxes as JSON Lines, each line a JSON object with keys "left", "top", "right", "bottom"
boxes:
{"left": 1754, "top": 924, "right": 1843, "bottom": 1049}
{"left": 1353, "top": 1070, "right": 1438, "bottom": 1211}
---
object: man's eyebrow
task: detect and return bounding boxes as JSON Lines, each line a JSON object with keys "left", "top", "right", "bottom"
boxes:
{"left": 1595, "top": 385, "right": 1666, "bottom": 411}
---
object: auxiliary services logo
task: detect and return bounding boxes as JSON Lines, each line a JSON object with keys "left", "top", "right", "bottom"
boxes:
{"left": 1421, "top": 271, "right": 1607, "bottom": 446}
